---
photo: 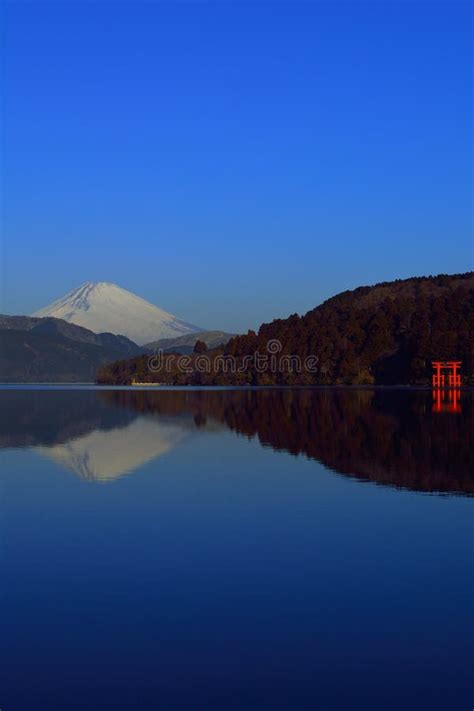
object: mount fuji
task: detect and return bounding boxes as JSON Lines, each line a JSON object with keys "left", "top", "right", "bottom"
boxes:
{"left": 33, "top": 282, "right": 202, "bottom": 345}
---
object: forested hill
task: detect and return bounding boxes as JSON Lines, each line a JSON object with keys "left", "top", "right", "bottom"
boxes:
{"left": 98, "top": 272, "right": 474, "bottom": 386}
{"left": 0, "top": 315, "right": 142, "bottom": 383}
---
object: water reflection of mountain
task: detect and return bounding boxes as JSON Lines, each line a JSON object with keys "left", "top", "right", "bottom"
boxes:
{"left": 1, "top": 389, "right": 472, "bottom": 494}
{"left": 104, "top": 389, "right": 474, "bottom": 495}
{"left": 0, "top": 390, "right": 194, "bottom": 482}
{"left": 35, "top": 418, "right": 188, "bottom": 482}
{"left": 0, "top": 391, "right": 134, "bottom": 449}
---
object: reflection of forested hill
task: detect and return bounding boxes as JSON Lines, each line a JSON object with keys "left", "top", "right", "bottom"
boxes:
{"left": 103, "top": 389, "right": 474, "bottom": 495}
{"left": 0, "top": 390, "right": 134, "bottom": 448}
{"left": 1, "top": 388, "right": 471, "bottom": 494}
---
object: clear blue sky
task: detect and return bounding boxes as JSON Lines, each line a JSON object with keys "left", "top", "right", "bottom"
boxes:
{"left": 1, "top": 0, "right": 472, "bottom": 332}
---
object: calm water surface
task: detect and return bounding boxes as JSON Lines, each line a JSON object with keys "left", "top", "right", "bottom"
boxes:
{"left": 0, "top": 388, "right": 472, "bottom": 710}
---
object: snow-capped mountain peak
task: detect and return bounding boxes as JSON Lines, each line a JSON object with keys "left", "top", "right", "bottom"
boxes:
{"left": 32, "top": 282, "right": 202, "bottom": 345}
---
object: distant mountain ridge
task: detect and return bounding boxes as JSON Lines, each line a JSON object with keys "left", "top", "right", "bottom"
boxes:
{"left": 144, "top": 330, "right": 236, "bottom": 354}
{"left": 33, "top": 281, "right": 202, "bottom": 345}
{"left": 0, "top": 314, "right": 143, "bottom": 382}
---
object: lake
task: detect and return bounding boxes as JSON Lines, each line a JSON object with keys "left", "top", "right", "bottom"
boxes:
{"left": 0, "top": 387, "right": 472, "bottom": 710}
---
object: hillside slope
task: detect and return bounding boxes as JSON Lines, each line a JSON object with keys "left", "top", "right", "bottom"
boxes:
{"left": 0, "top": 315, "right": 142, "bottom": 382}
{"left": 98, "top": 273, "right": 474, "bottom": 386}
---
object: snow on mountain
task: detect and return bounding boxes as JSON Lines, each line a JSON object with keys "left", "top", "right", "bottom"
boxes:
{"left": 32, "top": 282, "right": 202, "bottom": 345}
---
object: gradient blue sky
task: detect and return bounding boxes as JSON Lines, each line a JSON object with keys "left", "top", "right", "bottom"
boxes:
{"left": 1, "top": 0, "right": 472, "bottom": 332}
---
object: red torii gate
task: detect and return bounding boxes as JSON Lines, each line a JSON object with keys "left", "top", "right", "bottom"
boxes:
{"left": 432, "top": 361, "right": 461, "bottom": 388}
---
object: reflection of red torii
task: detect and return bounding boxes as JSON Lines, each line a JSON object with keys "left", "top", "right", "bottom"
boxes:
{"left": 432, "top": 387, "right": 461, "bottom": 413}
{"left": 432, "top": 361, "right": 461, "bottom": 388}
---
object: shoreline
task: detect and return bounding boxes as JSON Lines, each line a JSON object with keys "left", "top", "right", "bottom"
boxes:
{"left": 1, "top": 383, "right": 473, "bottom": 392}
